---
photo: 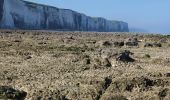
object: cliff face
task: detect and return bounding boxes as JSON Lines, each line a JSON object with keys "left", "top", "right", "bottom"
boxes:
{"left": 0, "top": 0, "right": 4, "bottom": 22}
{"left": 0, "top": 0, "right": 129, "bottom": 32}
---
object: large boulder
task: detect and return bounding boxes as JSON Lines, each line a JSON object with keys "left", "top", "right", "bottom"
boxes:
{"left": 116, "top": 50, "right": 135, "bottom": 62}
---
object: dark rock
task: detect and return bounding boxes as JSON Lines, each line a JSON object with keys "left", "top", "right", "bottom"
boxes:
{"left": 103, "top": 77, "right": 112, "bottom": 90}
{"left": 0, "top": 86, "right": 27, "bottom": 100}
{"left": 125, "top": 38, "right": 139, "bottom": 46}
{"left": 125, "top": 41, "right": 138, "bottom": 46}
{"left": 102, "top": 41, "right": 112, "bottom": 46}
{"left": 13, "top": 39, "right": 22, "bottom": 43}
{"left": 96, "top": 77, "right": 112, "bottom": 100}
{"left": 25, "top": 55, "right": 32, "bottom": 60}
{"left": 116, "top": 50, "right": 135, "bottom": 62}
{"left": 85, "top": 58, "right": 91, "bottom": 65}
{"left": 148, "top": 72, "right": 163, "bottom": 77}
{"left": 153, "top": 42, "right": 162, "bottom": 47}
{"left": 158, "top": 88, "right": 169, "bottom": 99}
{"left": 165, "top": 73, "right": 170, "bottom": 77}
{"left": 133, "top": 38, "right": 138, "bottom": 42}
{"left": 127, "top": 37, "right": 138, "bottom": 42}
{"left": 144, "top": 43, "right": 162, "bottom": 47}
{"left": 113, "top": 41, "right": 124, "bottom": 47}
{"left": 126, "top": 77, "right": 155, "bottom": 92}
{"left": 60, "top": 95, "right": 69, "bottom": 100}
{"left": 38, "top": 42, "right": 47, "bottom": 45}
{"left": 144, "top": 43, "right": 153, "bottom": 47}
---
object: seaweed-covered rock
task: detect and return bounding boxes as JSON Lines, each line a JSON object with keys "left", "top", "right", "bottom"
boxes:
{"left": 127, "top": 38, "right": 138, "bottom": 42}
{"left": 116, "top": 50, "right": 135, "bottom": 62}
{"left": 144, "top": 42, "right": 162, "bottom": 47}
{"left": 125, "top": 41, "right": 138, "bottom": 46}
{"left": 113, "top": 41, "right": 124, "bottom": 47}
{"left": 158, "top": 88, "right": 169, "bottom": 99}
{"left": 144, "top": 43, "right": 153, "bottom": 47}
{"left": 125, "top": 38, "right": 139, "bottom": 46}
{"left": 102, "top": 41, "right": 112, "bottom": 47}
{"left": 0, "top": 86, "right": 27, "bottom": 100}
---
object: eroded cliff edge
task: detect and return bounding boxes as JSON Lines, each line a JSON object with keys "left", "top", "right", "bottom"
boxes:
{"left": 0, "top": 0, "right": 129, "bottom": 32}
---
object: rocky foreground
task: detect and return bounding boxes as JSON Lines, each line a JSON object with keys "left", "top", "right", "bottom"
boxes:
{"left": 0, "top": 30, "right": 170, "bottom": 100}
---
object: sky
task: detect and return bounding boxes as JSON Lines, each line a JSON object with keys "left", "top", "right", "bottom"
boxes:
{"left": 26, "top": 0, "right": 170, "bottom": 34}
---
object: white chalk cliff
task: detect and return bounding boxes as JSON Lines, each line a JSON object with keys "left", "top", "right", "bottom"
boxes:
{"left": 0, "top": 0, "right": 129, "bottom": 32}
